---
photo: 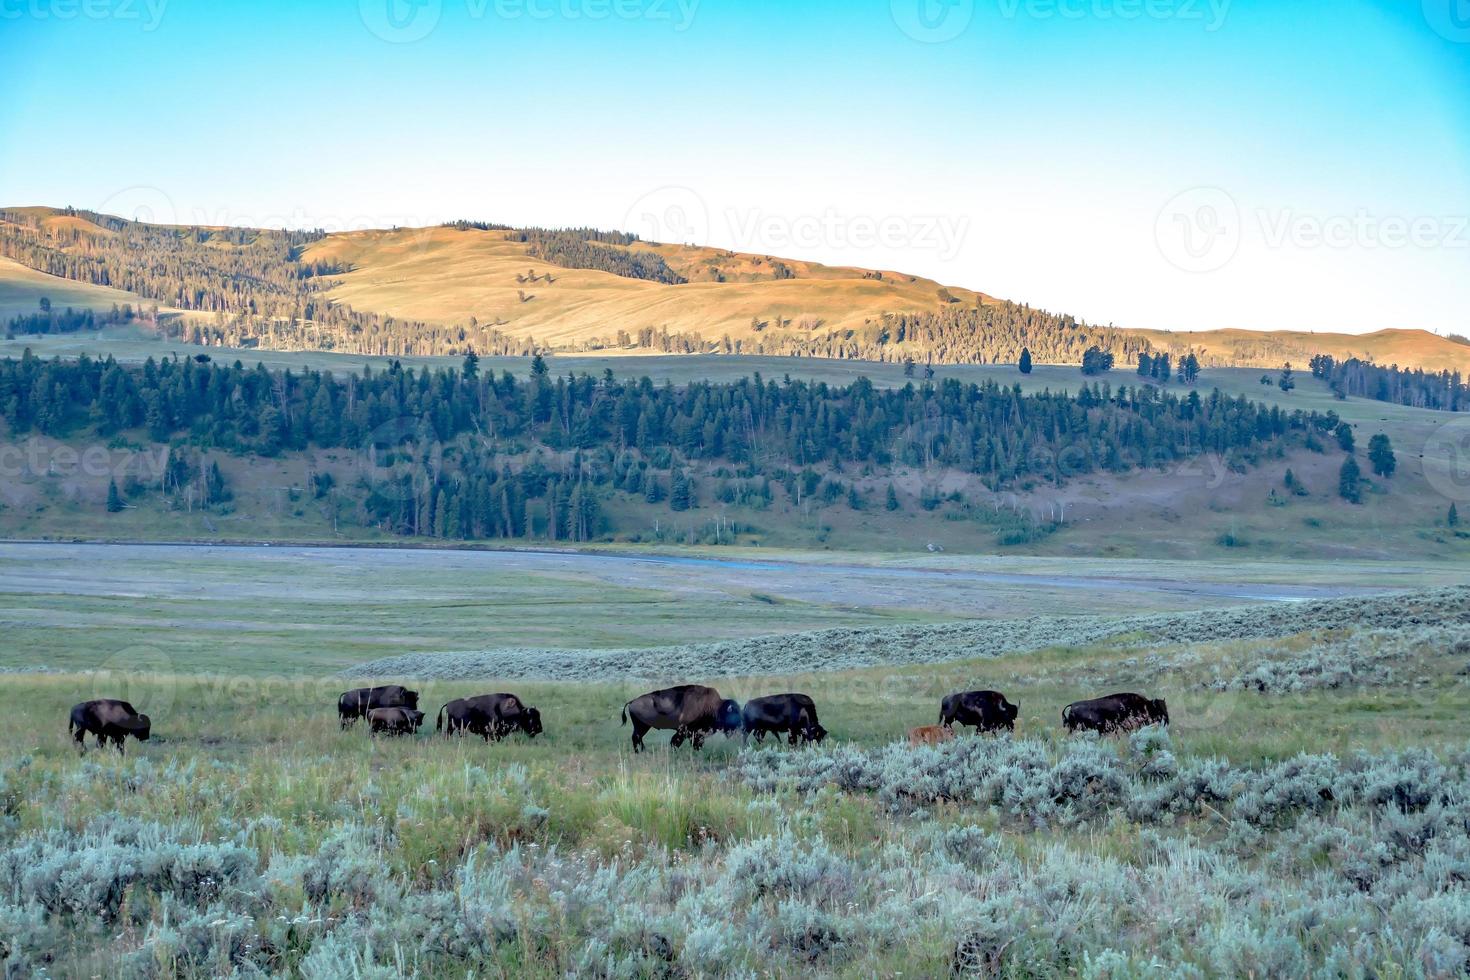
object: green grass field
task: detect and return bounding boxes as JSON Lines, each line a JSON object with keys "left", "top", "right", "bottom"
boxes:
{"left": 1, "top": 584, "right": 1466, "bottom": 976}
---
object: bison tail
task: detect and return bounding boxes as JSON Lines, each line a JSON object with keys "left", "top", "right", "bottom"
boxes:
{"left": 621, "top": 703, "right": 629, "bottom": 726}
{"left": 436, "top": 704, "right": 447, "bottom": 733}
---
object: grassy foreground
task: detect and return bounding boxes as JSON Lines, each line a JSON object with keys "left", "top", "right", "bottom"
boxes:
{"left": 2, "top": 604, "right": 1469, "bottom": 976}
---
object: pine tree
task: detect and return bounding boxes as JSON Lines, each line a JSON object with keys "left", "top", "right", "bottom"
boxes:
{"left": 1367, "top": 433, "right": 1396, "bottom": 477}
{"left": 1338, "top": 455, "right": 1362, "bottom": 503}
{"left": 434, "top": 489, "right": 450, "bottom": 537}
{"left": 1018, "top": 348, "right": 1032, "bottom": 374}
{"left": 1450, "top": 503, "right": 1460, "bottom": 527}
{"left": 205, "top": 461, "right": 230, "bottom": 504}
{"left": 670, "top": 470, "right": 692, "bottom": 512}
{"left": 885, "top": 484, "right": 900, "bottom": 511}
{"left": 1335, "top": 422, "right": 1354, "bottom": 453}
{"left": 847, "top": 486, "right": 863, "bottom": 510}
{"left": 1278, "top": 363, "right": 1295, "bottom": 392}
{"left": 106, "top": 479, "right": 123, "bottom": 513}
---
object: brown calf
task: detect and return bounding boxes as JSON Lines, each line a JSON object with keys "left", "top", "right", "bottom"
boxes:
{"left": 907, "top": 725, "right": 955, "bottom": 747}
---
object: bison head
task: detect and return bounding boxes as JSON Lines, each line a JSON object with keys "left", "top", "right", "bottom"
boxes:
{"left": 403, "top": 690, "right": 421, "bottom": 710}
{"left": 804, "top": 722, "right": 828, "bottom": 744}
{"left": 132, "top": 714, "right": 152, "bottom": 740}
{"left": 522, "top": 707, "right": 544, "bottom": 738}
{"left": 717, "top": 699, "right": 742, "bottom": 734}
{"left": 1149, "top": 698, "right": 1170, "bottom": 725}
{"left": 1003, "top": 699, "right": 1019, "bottom": 721}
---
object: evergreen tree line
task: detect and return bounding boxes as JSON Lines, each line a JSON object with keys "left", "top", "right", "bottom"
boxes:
{"left": 5, "top": 302, "right": 139, "bottom": 336}
{"left": 2, "top": 349, "right": 1342, "bottom": 542}
{"left": 507, "top": 229, "right": 686, "bottom": 284}
{"left": 1309, "top": 354, "right": 1468, "bottom": 412}
{"left": 1136, "top": 351, "right": 1202, "bottom": 384}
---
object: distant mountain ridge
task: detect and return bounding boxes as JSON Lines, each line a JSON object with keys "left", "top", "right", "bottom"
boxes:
{"left": 2, "top": 205, "right": 1467, "bottom": 374}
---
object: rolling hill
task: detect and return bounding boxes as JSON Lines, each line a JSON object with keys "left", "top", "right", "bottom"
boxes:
{"left": 3, "top": 206, "right": 1469, "bottom": 373}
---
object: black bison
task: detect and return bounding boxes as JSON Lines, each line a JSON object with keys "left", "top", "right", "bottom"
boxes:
{"left": 367, "top": 706, "right": 425, "bottom": 736}
{"left": 940, "top": 690, "right": 1018, "bottom": 734}
{"left": 1063, "top": 693, "right": 1169, "bottom": 734}
{"left": 741, "top": 693, "right": 827, "bottom": 746}
{"left": 621, "top": 685, "right": 741, "bottom": 753}
{"left": 436, "top": 694, "right": 544, "bottom": 741}
{"left": 338, "top": 685, "right": 419, "bottom": 728}
{"left": 69, "top": 699, "right": 151, "bottom": 754}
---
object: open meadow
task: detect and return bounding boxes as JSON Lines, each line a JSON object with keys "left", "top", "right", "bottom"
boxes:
{"left": 1, "top": 541, "right": 1468, "bottom": 976}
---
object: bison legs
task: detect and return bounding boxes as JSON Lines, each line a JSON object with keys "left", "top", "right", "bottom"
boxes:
{"left": 691, "top": 732, "right": 705, "bottom": 751}
{"left": 630, "top": 720, "right": 649, "bottom": 753}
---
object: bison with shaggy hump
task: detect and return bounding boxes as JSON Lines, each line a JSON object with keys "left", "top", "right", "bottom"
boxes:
{"left": 1063, "top": 692, "right": 1169, "bottom": 735}
{"left": 621, "top": 685, "right": 741, "bottom": 753}
{"left": 338, "top": 684, "right": 419, "bottom": 729}
{"left": 436, "top": 694, "right": 543, "bottom": 741}
{"left": 741, "top": 693, "right": 826, "bottom": 747}
{"left": 69, "top": 699, "right": 151, "bottom": 754}
{"left": 940, "top": 690, "right": 1018, "bottom": 734}
{"left": 367, "top": 706, "right": 425, "bottom": 736}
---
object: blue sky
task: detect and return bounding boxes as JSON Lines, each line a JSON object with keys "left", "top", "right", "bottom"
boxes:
{"left": 1, "top": 0, "right": 1467, "bottom": 336}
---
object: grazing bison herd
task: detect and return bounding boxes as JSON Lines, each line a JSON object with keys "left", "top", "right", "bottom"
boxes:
{"left": 67, "top": 686, "right": 1169, "bottom": 755}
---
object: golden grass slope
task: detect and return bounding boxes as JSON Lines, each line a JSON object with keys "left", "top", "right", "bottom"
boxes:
{"left": 304, "top": 225, "right": 984, "bottom": 346}
{"left": 0, "top": 257, "right": 150, "bottom": 324}
{"left": 3, "top": 208, "right": 1469, "bottom": 372}
{"left": 306, "top": 224, "right": 1470, "bottom": 370}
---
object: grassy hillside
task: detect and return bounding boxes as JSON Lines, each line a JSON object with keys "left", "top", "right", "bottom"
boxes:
{"left": 307, "top": 224, "right": 986, "bottom": 348}
{"left": 0, "top": 257, "right": 160, "bottom": 324}
{"left": 5, "top": 206, "right": 1469, "bottom": 373}
{"left": 309, "top": 224, "right": 1470, "bottom": 370}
